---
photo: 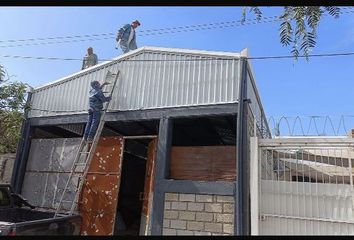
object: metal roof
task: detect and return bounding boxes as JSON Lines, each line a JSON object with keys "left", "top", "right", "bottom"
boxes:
{"left": 28, "top": 46, "right": 244, "bottom": 118}
{"left": 33, "top": 46, "right": 242, "bottom": 92}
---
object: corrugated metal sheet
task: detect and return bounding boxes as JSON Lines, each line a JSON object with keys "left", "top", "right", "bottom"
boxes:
{"left": 246, "top": 64, "right": 271, "bottom": 138}
{"left": 260, "top": 180, "right": 354, "bottom": 235}
{"left": 28, "top": 47, "right": 240, "bottom": 118}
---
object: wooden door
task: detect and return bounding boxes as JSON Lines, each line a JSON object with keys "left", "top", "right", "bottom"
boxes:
{"left": 79, "top": 136, "right": 124, "bottom": 235}
{"left": 139, "top": 139, "right": 157, "bottom": 235}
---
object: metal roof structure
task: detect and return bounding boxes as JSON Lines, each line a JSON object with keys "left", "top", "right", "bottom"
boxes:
{"left": 28, "top": 46, "right": 252, "bottom": 118}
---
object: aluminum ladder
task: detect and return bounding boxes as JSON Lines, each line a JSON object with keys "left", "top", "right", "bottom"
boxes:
{"left": 54, "top": 70, "right": 120, "bottom": 218}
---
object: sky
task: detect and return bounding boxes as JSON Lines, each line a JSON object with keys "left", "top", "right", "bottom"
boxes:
{"left": 0, "top": 7, "right": 354, "bottom": 135}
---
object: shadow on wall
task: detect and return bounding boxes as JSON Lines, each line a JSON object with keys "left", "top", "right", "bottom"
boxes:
{"left": 0, "top": 153, "right": 16, "bottom": 184}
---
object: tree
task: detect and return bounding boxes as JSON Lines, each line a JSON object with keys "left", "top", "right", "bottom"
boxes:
{"left": 0, "top": 65, "right": 28, "bottom": 153}
{"left": 242, "top": 7, "right": 341, "bottom": 59}
{"left": 0, "top": 65, "right": 5, "bottom": 82}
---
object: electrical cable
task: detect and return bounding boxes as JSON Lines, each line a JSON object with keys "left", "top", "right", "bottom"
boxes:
{"left": 0, "top": 7, "right": 353, "bottom": 48}
{"left": 2, "top": 51, "right": 354, "bottom": 62}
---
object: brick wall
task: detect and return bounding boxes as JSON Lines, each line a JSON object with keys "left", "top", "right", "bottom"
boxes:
{"left": 162, "top": 193, "right": 234, "bottom": 235}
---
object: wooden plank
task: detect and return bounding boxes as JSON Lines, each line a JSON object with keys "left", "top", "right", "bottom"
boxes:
{"left": 86, "top": 137, "right": 122, "bottom": 172}
{"left": 140, "top": 139, "right": 157, "bottom": 235}
{"left": 142, "top": 139, "right": 157, "bottom": 215}
{"left": 170, "top": 146, "right": 236, "bottom": 181}
{"left": 79, "top": 136, "right": 123, "bottom": 236}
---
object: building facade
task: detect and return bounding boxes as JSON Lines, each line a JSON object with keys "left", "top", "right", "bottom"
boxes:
{"left": 12, "top": 46, "right": 270, "bottom": 235}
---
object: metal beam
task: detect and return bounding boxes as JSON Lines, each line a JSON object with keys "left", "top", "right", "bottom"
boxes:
{"left": 29, "top": 114, "right": 88, "bottom": 126}
{"left": 235, "top": 58, "right": 251, "bottom": 235}
{"left": 159, "top": 179, "right": 234, "bottom": 195}
{"left": 11, "top": 91, "right": 33, "bottom": 193}
{"left": 12, "top": 125, "right": 33, "bottom": 194}
{"left": 36, "top": 126, "right": 81, "bottom": 138}
{"left": 28, "top": 103, "right": 238, "bottom": 127}
{"left": 259, "top": 137, "right": 354, "bottom": 147}
{"left": 150, "top": 117, "right": 172, "bottom": 235}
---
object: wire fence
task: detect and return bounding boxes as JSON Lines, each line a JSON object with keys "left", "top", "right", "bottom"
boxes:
{"left": 258, "top": 138, "right": 354, "bottom": 235}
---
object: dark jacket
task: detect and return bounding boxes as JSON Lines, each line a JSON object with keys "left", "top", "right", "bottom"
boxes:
{"left": 88, "top": 82, "right": 111, "bottom": 111}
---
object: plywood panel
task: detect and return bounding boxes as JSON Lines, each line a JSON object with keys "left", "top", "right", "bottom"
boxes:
{"left": 142, "top": 139, "right": 157, "bottom": 215}
{"left": 170, "top": 146, "right": 236, "bottom": 181}
{"left": 86, "top": 137, "right": 122, "bottom": 173}
{"left": 79, "top": 136, "right": 123, "bottom": 236}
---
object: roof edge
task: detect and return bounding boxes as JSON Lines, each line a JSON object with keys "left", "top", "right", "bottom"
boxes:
{"left": 33, "top": 46, "right": 241, "bottom": 92}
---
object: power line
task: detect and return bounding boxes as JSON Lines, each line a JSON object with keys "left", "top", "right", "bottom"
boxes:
{"left": 2, "top": 51, "right": 354, "bottom": 62}
{"left": 1, "top": 7, "right": 353, "bottom": 49}
{"left": 0, "top": 16, "right": 279, "bottom": 48}
{"left": 2, "top": 6, "right": 353, "bottom": 45}
{"left": 0, "top": 7, "right": 353, "bottom": 47}
{"left": 0, "top": 15, "right": 279, "bottom": 44}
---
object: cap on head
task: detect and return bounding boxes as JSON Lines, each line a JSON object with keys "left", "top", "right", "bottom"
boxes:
{"left": 91, "top": 80, "right": 100, "bottom": 88}
{"left": 132, "top": 20, "right": 141, "bottom": 26}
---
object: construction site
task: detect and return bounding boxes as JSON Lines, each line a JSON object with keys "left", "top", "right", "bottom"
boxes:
{"left": 8, "top": 46, "right": 354, "bottom": 235}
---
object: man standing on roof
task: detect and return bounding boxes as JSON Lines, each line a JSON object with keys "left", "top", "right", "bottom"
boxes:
{"left": 83, "top": 80, "right": 111, "bottom": 142}
{"left": 81, "top": 47, "right": 98, "bottom": 70}
{"left": 116, "top": 20, "right": 141, "bottom": 54}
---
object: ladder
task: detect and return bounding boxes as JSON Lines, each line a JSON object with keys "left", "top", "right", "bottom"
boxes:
{"left": 54, "top": 70, "right": 120, "bottom": 218}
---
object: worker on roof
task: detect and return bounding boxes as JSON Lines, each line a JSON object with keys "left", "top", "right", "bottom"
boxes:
{"left": 81, "top": 47, "right": 98, "bottom": 70}
{"left": 116, "top": 20, "right": 141, "bottom": 54}
{"left": 83, "top": 80, "right": 111, "bottom": 142}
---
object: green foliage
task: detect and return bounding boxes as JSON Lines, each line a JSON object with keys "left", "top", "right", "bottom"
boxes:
{"left": 242, "top": 6, "right": 341, "bottom": 60}
{"left": 0, "top": 65, "right": 28, "bottom": 153}
{"left": 0, "top": 111, "right": 24, "bottom": 153}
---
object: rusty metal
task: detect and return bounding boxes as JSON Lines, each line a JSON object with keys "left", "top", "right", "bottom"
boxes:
{"left": 170, "top": 146, "right": 236, "bottom": 181}
{"left": 79, "top": 136, "right": 123, "bottom": 235}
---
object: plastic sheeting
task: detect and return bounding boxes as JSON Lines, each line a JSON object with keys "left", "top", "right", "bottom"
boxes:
{"left": 21, "top": 138, "right": 83, "bottom": 210}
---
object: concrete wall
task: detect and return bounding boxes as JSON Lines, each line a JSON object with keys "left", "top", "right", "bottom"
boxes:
{"left": 0, "top": 153, "right": 16, "bottom": 184}
{"left": 162, "top": 192, "right": 234, "bottom": 235}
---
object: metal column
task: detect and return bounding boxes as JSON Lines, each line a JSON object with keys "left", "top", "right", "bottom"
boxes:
{"left": 11, "top": 89, "right": 33, "bottom": 193}
{"left": 235, "top": 58, "right": 251, "bottom": 235}
{"left": 150, "top": 117, "right": 172, "bottom": 235}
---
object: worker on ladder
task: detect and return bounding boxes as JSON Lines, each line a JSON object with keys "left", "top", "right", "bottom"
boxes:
{"left": 83, "top": 80, "right": 112, "bottom": 143}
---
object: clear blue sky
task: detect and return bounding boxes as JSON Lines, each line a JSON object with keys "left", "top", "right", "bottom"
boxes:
{"left": 0, "top": 7, "right": 354, "bottom": 129}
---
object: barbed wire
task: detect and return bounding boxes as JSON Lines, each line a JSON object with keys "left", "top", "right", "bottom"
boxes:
{"left": 266, "top": 115, "right": 354, "bottom": 136}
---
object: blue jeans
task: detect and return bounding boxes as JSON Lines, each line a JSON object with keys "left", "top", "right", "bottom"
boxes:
{"left": 120, "top": 41, "right": 130, "bottom": 54}
{"left": 119, "top": 40, "right": 137, "bottom": 54}
{"left": 83, "top": 110, "right": 102, "bottom": 140}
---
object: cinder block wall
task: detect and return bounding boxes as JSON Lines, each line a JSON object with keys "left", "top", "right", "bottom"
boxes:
{"left": 162, "top": 193, "right": 234, "bottom": 235}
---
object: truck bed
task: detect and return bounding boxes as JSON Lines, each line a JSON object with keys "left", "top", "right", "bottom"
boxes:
{"left": 0, "top": 208, "right": 54, "bottom": 223}
{"left": 0, "top": 208, "right": 81, "bottom": 235}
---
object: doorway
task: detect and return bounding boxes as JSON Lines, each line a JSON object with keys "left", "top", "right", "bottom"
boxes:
{"left": 113, "top": 136, "right": 157, "bottom": 236}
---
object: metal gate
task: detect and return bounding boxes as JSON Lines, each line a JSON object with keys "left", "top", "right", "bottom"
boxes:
{"left": 251, "top": 137, "right": 354, "bottom": 235}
